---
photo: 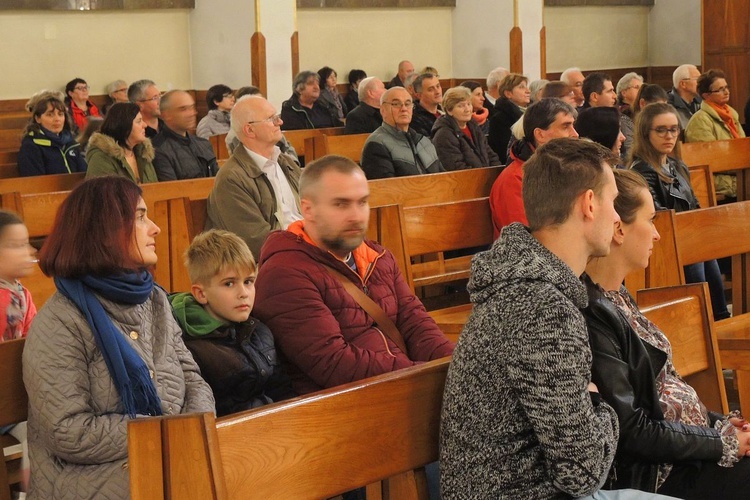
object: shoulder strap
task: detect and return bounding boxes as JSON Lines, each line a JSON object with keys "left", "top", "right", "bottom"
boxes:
{"left": 322, "top": 265, "right": 409, "bottom": 356}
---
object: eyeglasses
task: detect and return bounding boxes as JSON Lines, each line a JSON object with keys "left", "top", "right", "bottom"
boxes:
{"left": 625, "top": 85, "right": 642, "bottom": 91}
{"left": 74, "top": 85, "right": 89, "bottom": 91}
{"left": 708, "top": 86, "right": 730, "bottom": 94}
{"left": 248, "top": 113, "right": 282, "bottom": 125}
{"left": 139, "top": 94, "right": 161, "bottom": 103}
{"left": 383, "top": 100, "right": 414, "bottom": 109}
{"left": 222, "top": 93, "right": 235, "bottom": 100}
{"left": 114, "top": 88, "right": 128, "bottom": 93}
{"left": 650, "top": 126, "right": 680, "bottom": 137}
{"left": 681, "top": 77, "right": 699, "bottom": 81}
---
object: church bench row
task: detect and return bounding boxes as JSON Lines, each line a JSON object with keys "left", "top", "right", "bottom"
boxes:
{"left": 124, "top": 281, "right": 724, "bottom": 499}
{"left": 6, "top": 167, "right": 502, "bottom": 308}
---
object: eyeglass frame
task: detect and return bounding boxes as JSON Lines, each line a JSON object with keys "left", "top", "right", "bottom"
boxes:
{"left": 382, "top": 100, "right": 414, "bottom": 109}
{"left": 650, "top": 126, "right": 681, "bottom": 138}
{"left": 708, "top": 85, "right": 730, "bottom": 94}
{"left": 138, "top": 94, "right": 162, "bottom": 103}
{"left": 248, "top": 113, "right": 282, "bottom": 125}
{"left": 74, "top": 85, "right": 90, "bottom": 92}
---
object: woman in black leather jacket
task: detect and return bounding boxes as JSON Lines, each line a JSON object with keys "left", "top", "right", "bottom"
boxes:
{"left": 628, "top": 102, "right": 730, "bottom": 320}
{"left": 584, "top": 169, "right": 750, "bottom": 499}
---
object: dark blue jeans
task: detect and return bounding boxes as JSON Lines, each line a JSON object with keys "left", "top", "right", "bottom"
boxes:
{"left": 683, "top": 259, "right": 730, "bottom": 320}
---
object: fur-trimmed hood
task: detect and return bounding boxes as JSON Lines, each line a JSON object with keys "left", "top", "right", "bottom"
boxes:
{"left": 87, "top": 132, "right": 155, "bottom": 162}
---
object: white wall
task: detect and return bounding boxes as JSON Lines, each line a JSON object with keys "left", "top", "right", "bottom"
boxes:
{"left": 451, "top": 0, "right": 513, "bottom": 79}
{"left": 545, "top": 6, "right": 650, "bottom": 73}
{"left": 297, "top": 8, "right": 453, "bottom": 82}
{"left": 189, "top": 0, "right": 254, "bottom": 91}
{"left": 0, "top": 10, "right": 192, "bottom": 100}
{"left": 258, "top": 0, "right": 296, "bottom": 110}
{"left": 648, "top": 0, "right": 701, "bottom": 67}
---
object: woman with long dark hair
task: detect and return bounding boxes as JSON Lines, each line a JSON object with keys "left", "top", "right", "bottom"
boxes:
{"left": 23, "top": 176, "right": 214, "bottom": 499}
{"left": 628, "top": 102, "right": 730, "bottom": 320}
{"left": 85, "top": 102, "right": 158, "bottom": 183}
{"left": 584, "top": 169, "right": 750, "bottom": 499}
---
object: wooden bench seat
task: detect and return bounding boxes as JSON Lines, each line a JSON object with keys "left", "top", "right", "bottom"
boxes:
{"left": 682, "top": 137, "right": 750, "bottom": 201}
{"left": 0, "top": 130, "right": 22, "bottom": 152}
{"left": 129, "top": 357, "right": 450, "bottom": 499}
{"left": 284, "top": 127, "right": 345, "bottom": 163}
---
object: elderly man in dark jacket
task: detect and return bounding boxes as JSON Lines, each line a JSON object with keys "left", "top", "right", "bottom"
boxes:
{"left": 344, "top": 77, "right": 385, "bottom": 135}
{"left": 360, "top": 87, "right": 444, "bottom": 179}
{"left": 280, "top": 71, "right": 340, "bottom": 130}
{"left": 152, "top": 90, "right": 218, "bottom": 180}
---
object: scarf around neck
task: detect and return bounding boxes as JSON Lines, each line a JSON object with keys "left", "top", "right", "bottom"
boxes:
{"left": 706, "top": 101, "right": 740, "bottom": 138}
{"left": 55, "top": 271, "right": 162, "bottom": 418}
{"left": 472, "top": 107, "right": 488, "bottom": 126}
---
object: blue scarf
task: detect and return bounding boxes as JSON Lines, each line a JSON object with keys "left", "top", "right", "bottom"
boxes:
{"left": 55, "top": 271, "right": 163, "bottom": 418}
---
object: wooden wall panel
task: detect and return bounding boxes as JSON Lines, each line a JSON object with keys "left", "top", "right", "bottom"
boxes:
{"left": 703, "top": 0, "right": 750, "bottom": 122}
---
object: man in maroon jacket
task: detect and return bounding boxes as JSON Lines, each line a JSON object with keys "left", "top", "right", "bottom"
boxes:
{"left": 254, "top": 155, "right": 454, "bottom": 395}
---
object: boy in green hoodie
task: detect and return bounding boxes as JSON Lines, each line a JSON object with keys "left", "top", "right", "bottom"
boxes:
{"left": 169, "top": 229, "right": 292, "bottom": 416}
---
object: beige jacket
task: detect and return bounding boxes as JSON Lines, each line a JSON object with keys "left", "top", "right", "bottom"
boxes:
{"left": 23, "top": 288, "right": 215, "bottom": 500}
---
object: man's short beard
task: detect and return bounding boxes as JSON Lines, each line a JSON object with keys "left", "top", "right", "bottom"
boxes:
{"left": 322, "top": 235, "right": 364, "bottom": 254}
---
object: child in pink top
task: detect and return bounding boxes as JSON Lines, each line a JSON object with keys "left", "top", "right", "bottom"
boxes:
{"left": 0, "top": 210, "right": 37, "bottom": 340}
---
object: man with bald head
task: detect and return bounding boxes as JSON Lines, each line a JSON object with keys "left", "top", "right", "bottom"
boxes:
{"left": 205, "top": 95, "right": 302, "bottom": 258}
{"left": 360, "top": 87, "right": 443, "bottom": 179}
{"left": 344, "top": 76, "right": 386, "bottom": 134}
{"left": 152, "top": 90, "right": 218, "bottom": 181}
{"left": 387, "top": 60, "right": 414, "bottom": 89}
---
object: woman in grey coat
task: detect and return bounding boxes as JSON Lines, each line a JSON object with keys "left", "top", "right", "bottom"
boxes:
{"left": 23, "top": 176, "right": 215, "bottom": 500}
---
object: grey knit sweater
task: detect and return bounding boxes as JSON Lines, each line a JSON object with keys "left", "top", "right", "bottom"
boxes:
{"left": 440, "top": 223, "right": 619, "bottom": 499}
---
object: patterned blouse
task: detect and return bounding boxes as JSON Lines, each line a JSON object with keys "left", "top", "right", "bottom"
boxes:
{"left": 604, "top": 286, "right": 739, "bottom": 483}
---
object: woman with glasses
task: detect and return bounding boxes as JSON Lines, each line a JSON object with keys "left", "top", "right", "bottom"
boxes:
{"left": 102, "top": 80, "right": 129, "bottom": 115}
{"left": 196, "top": 84, "right": 236, "bottom": 139}
{"left": 431, "top": 87, "right": 500, "bottom": 170}
{"left": 64, "top": 78, "right": 102, "bottom": 133}
{"left": 629, "top": 102, "right": 730, "bottom": 320}
{"left": 684, "top": 69, "right": 744, "bottom": 199}
{"left": 85, "top": 102, "right": 158, "bottom": 183}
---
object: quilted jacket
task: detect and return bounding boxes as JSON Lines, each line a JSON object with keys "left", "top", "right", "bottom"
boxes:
{"left": 254, "top": 221, "right": 454, "bottom": 395}
{"left": 22, "top": 288, "right": 215, "bottom": 500}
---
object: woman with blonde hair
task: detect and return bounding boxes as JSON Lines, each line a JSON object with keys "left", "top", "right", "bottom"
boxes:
{"left": 432, "top": 87, "right": 501, "bottom": 170}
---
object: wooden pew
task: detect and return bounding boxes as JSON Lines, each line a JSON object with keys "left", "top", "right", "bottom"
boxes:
{"left": 129, "top": 357, "right": 449, "bottom": 500}
{"left": 638, "top": 283, "right": 729, "bottom": 414}
{"left": 208, "top": 134, "right": 229, "bottom": 161}
{"left": 688, "top": 164, "right": 717, "bottom": 208}
{"left": 304, "top": 133, "right": 370, "bottom": 163}
{"left": 0, "top": 338, "right": 27, "bottom": 500}
{"left": 0, "top": 172, "right": 85, "bottom": 196}
{"left": 0, "top": 130, "right": 22, "bottom": 152}
{"left": 0, "top": 114, "right": 29, "bottom": 131}
{"left": 682, "top": 137, "right": 750, "bottom": 201}
{"left": 283, "top": 127, "right": 345, "bottom": 163}
{"left": 378, "top": 198, "right": 493, "bottom": 340}
{"left": 645, "top": 202, "right": 750, "bottom": 413}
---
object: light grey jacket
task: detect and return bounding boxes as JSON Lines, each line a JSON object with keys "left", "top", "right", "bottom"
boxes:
{"left": 196, "top": 109, "right": 231, "bottom": 139}
{"left": 23, "top": 288, "right": 215, "bottom": 500}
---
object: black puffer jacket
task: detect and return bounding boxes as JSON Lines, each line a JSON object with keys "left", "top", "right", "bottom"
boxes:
{"left": 631, "top": 156, "right": 699, "bottom": 212}
{"left": 151, "top": 125, "right": 219, "bottom": 181}
{"left": 488, "top": 97, "right": 523, "bottom": 163}
{"left": 280, "top": 94, "right": 339, "bottom": 130}
{"left": 583, "top": 275, "right": 723, "bottom": 492}
{"left": 431, "top": 114, "right": 501, "bottom": 170}
{"left": 182, "top": 317, "right": 294, "bottom": 416}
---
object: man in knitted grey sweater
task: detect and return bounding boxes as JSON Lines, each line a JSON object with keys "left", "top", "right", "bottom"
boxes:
{"left": 441, "top": 139, "right": 672, "bottom": 499}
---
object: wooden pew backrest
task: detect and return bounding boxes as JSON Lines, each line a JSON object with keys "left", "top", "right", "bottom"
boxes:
{"left": 129, "top": 358, "right": 450, "bottom": 500}
{"left": 368, "top": 167, "right": 501, "bottom": 208}
{"left": 682, "top": 137, "right": 750, "bottom": 173}
{"left": 0, "top": 338, "right": 28, "bottom": 500}
{"left": 688, "top": 164, "right": 717, "bottom": 207}
{"left": 0, "top": 172, "right": 84, "bottom": 195}
{"left": 638, "top": 283, "right": 729, "bottom": 414}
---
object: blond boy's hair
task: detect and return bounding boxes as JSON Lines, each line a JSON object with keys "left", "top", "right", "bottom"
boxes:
{"left": 185, "top": 229, "right": 256, "bottom": 284}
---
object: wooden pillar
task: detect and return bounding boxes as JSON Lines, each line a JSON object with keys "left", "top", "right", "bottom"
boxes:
{"left": 509, "top": 1, "right": 523, "bottom": 74}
